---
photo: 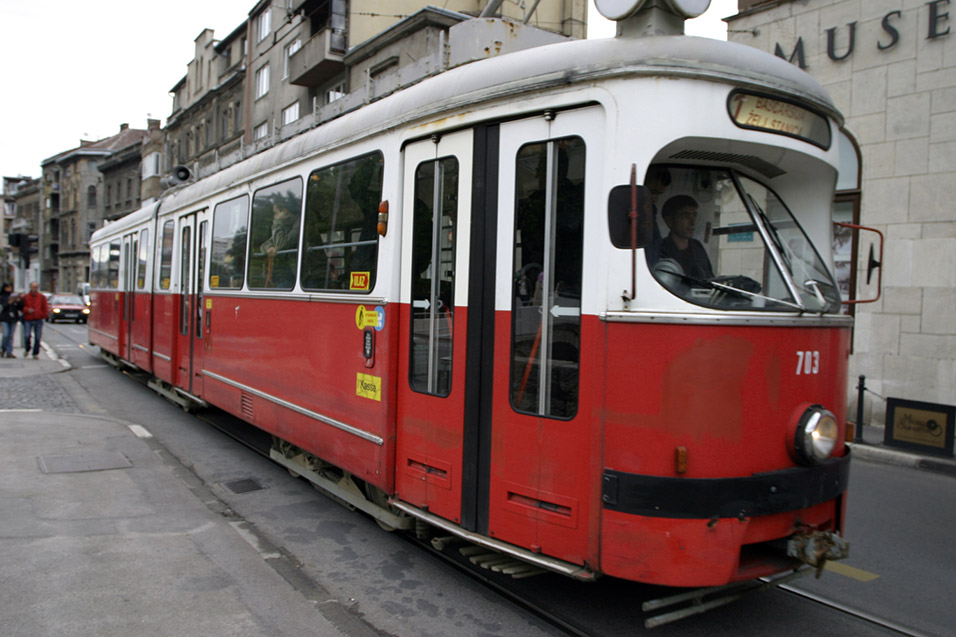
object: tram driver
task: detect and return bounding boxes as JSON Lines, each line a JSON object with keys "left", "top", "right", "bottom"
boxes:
{"left": 656, "top": 194, "right": 714, "bottom": 281}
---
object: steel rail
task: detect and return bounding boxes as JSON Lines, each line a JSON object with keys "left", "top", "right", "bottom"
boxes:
{"left": 777, "top": 583, "right": 930, "bottom": 637}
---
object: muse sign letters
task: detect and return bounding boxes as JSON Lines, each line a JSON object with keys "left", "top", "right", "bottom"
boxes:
{"left": 774, "top": 0, "right": 952, "bottom": 70}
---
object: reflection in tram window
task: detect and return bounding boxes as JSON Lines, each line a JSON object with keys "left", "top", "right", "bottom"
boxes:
{"left": 510, "top": 137, "right": 585, "bottom": 419}
{"left": 302, "top": 152, "right": 384, "bottom": 292}
{"left": 409, "top": 157, "right": 458, "bottom": 397}
{"left": 210, "top": 196, "right": 249, "bottom": 289}
{"left": 248, "top": 178, "right": 303, "bottom": 290}
{"left": 641, "top": 166, "right": 840, "bottom": 313}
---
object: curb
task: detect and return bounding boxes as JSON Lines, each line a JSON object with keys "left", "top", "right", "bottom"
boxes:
{"left": 848, "top": 441, "right": 956, "bottom": 478}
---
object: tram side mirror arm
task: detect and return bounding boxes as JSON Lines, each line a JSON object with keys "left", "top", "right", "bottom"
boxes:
{"left": 607, "top": 184, "right": 654, "bottom": 250}
{"left": 833, "top": 222, "right": 884, "bottom": 305}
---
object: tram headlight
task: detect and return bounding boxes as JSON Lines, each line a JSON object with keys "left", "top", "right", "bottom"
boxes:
{"left": 792, "top": 406, "right": 839, "bottom": 465}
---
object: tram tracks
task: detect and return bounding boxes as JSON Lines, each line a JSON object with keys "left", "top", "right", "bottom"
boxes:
{"left": 777, "top": 583, "right": 930, "bottom": 637}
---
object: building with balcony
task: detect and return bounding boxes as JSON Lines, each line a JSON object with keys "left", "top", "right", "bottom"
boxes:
{"left": 3, "top": 176, "right": 40, "bottom": 287}
{"left": 40, "top": 124, "right": 147, "bottom": 292}
{"left": 164, "top": 0, "right": 587, "bottom": 181}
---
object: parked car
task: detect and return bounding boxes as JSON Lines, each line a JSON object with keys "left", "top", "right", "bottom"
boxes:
{"left": 47, "top": 294, "right": 91, "bottom": 323}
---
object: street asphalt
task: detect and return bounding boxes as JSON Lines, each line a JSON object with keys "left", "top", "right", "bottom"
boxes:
{"left": 1, "top": 342, "right": 953, "bottom": 635}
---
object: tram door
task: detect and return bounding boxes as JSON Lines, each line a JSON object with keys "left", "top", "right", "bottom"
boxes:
{"left": 119, "top": 233, "right": 136, "bottom": 360}
{"left": 174, "top": 210, "right": 208, "bottom": 396}
{"left": 396, "top": 130, "right": 473, "bottom": 525}
{"left": 484, "top": 108, "right": 601, "bottom": 564}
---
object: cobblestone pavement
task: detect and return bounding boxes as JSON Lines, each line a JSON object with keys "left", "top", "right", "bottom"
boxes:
{"left": 0, "top": 374, "right": 79, "bottom": 412}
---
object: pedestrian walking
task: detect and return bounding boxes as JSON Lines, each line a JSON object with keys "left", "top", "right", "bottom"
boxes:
{"left": 1, "top": 282, "right": 22, "bottom": 358}
{"left": 20, "top": 282, "right": 49, "bottom": 359}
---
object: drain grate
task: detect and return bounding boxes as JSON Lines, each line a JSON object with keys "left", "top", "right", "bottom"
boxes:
{"left": 223, "top": 478, "right": 264, "bottom": 494}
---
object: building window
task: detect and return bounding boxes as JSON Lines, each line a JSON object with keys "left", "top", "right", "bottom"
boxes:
{"left": 257, "top": 10, "right": 271, "bottom": 42}
{"left": 254, "top": 122, "right": 269, "bottom": 141}
{"left": 326, "top": 81, "right": 346, "bottom": 104}
{"left": 255, "top": 64, "right": 270, "bottom": 99}
{"left": 87, "top": 185, "right": 96, "bottom": 208}
{"left": 282, "top": 101, "right": 300, "bottom": 125}
{"left": 234, "top": 101, "right": 242, "bottom": 132}
{"left": 284, "top": 38, "right": 302, "bottom": 78}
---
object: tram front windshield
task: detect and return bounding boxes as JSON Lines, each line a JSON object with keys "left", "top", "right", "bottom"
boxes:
{"left": 643, "top": 166, "right": 840, "bottom": 313}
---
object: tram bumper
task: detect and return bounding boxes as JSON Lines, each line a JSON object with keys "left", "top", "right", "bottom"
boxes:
{"left": 600, "top": 449, "right": 851, "bottom": 587}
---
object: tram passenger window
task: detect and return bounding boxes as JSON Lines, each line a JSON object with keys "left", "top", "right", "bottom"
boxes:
{"left": 210, "top": 196, "right": 249, "bottom": 289}
{"left": 302, "top": 152, "right": 383, "bottom": 292}
{"left": 107, "top": 240, "right": 121, "bottom": 289}
{"left": 510, "top": 137, "right": 585, "bottom": 419}
{"left": 159, "top": 220, "right": 174, "bottom": 290}
{"left": 248, "top": 178, "right": 303, "bottom": 290}
{"left": 137, "top": 229, "right": 149, "bottom": 289}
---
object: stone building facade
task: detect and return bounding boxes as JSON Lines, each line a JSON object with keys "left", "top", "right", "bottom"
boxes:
{"left": 166, "top": 0, "right": 587, "bottom": 181}
{"left": 40, "top": 124, "right": 148, "bottom": 293}
{"left": 2, "top": 176, "right": 41, "bottom": 287}
{"left": 727, "top": 0, "right": 956, "bottom": 420}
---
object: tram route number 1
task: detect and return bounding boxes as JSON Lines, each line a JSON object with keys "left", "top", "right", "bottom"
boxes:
{"left": 796, "top": 350, "right": 820, "bottom": 375}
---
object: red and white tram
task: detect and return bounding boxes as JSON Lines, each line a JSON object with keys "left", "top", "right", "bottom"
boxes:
{"left": 89, "top": 4, "right": 854, "bottom": 593}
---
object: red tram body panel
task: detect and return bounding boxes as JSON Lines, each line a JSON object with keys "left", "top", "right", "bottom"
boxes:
{"left": 88, "top": 27, "right": 857, "bottom": 592}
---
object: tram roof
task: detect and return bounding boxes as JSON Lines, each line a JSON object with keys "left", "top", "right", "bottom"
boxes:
{"left": 132, "top": 34, "right": 841, "bottom": 227}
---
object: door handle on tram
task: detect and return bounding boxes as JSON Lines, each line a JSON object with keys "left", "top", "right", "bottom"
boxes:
{"left": 205, "top": 308, "right": 211, "bottom": 335}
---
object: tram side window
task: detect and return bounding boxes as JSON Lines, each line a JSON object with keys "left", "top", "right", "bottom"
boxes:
{"left": 107, "top": 240, "right": 121, "bottom": 289}
{"left": 247, "top": 178, "right": 303, "bottom": 290}
{"left": 159, "top": 220, "right": 174, "bottom": 290}
{"left": 510, "top": 137, "right": 585, "bottom": 419}
{"left": 210, "top": 195, "right": 249, "bottom": 289}
{"left": 137, "top": 229, "right": 149, "bottom": 289}
{"left": 302, "top": 152, "right": 383, "bottom": 292}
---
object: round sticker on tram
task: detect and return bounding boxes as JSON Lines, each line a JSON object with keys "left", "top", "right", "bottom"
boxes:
{"left": 374, "top": 306, "right": 385, "bottom": 331}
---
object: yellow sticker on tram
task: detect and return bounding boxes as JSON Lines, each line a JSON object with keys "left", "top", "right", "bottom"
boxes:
{"left": 210, "top": 275, "right": 220, "bottom": 288}
{"left": 355, "top": 305, "right": 379, "bottom": 330}
{"left": 356, "top": 373, "right": 382, "bottom": 401}
{"left": 205, "top": 298, "right": 212, "bottom": 309}
{"left": 350, "top": 271, "right": 370, "bottom": 291}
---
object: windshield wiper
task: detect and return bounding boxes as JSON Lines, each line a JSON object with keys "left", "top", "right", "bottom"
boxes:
{"left": 709, "top": 279, "right": 804, "bottom": 310}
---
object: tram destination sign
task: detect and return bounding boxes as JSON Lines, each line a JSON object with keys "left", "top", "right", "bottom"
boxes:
{"left": 727, "top": 91, "right": 830, "bottom": 149}
{"left": 884, "top": 398, "right": 954, "bottom": 458}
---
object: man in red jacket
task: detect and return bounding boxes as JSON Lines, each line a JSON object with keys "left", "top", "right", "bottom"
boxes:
{"left": 21, "top": 282, "right": 49, "bottom": 359}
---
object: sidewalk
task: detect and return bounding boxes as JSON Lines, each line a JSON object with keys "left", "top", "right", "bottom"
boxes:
{"left": 848, "top": 420, "right": 956, "bottom": 477}
{"left": 0, "top": 348, "right": 361, "bottom": 636}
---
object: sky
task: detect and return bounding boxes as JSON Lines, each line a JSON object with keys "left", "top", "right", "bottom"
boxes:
{"left": 0, "top": 0, "right": 737, "bottom": 182}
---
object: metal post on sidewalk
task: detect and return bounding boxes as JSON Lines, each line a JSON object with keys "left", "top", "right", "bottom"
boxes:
{"left": 854, "top": 375, "right": 865, "bottom": 444}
